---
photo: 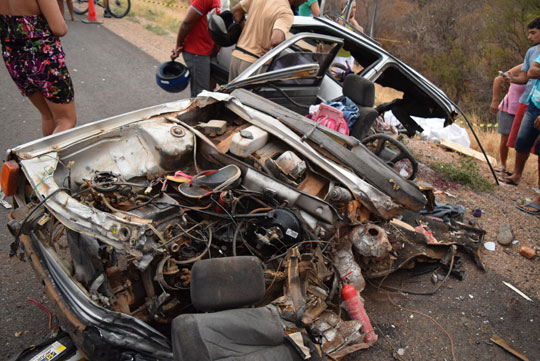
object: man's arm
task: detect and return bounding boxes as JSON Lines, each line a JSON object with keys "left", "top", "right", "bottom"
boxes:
{"left": 171, "top": 7, "right": 202, "bottom": 59}
{"left": 490, "top": 64, "right": 523, "bottom": 113}
{"left": 231, "top": 3, "right": 246, "bottom": 23}
{"left": 270, "top": 29, "right": 286, "bottom": 47}
{"left": 528, "top": 59, "right": 540, "bottom": 79}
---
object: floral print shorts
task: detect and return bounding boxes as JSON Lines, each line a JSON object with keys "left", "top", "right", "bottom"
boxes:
{"left": 1, "top": 15, "right": 74, "bottom": 104}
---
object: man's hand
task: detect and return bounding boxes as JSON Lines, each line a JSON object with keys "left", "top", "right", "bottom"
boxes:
{"left": 171, "top": 46, "right": 183, "bottom": 60}
{"left": 534, "top": 115, "right": 540, "bottom": 130}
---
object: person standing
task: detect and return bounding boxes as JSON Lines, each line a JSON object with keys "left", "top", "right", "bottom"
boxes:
{"left": 57, "top": 0, "right": 76, "bottom": 21}
{"left": 1, "top": 0, "right": 77, "bottom": 136}
{"left": 500, "top": 17, "right": 540, "bottom": 185}
{"left": 517, "top": 57, "right": 540, "bottom": 215}
{"left": 228, "top": 0, "right": 307, "bottom": 81}
{"left": 489, "top": 65, "right": 526, "bottom": 175}
{"left": 171, "top": 0, "right": 221, "bottom": 97}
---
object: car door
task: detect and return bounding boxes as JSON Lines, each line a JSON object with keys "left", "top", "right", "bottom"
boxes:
{"left": 223, "top": 33, "right": 343, "bottom": 115}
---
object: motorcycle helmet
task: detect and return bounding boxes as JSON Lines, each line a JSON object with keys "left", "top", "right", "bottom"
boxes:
{"left": 207, "top": 10, "right": 242, "bottom": 47}
{"left": 156, "top": 61, "right": 190, "bottom": 93}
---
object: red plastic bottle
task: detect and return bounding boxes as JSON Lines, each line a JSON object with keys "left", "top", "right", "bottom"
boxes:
{"left": 341, "top": 283, "right": 377, "bottom": 344}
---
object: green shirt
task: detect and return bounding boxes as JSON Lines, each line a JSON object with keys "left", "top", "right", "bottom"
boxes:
{"left": 298, "top": 0, "right": 317, "bottom": 16}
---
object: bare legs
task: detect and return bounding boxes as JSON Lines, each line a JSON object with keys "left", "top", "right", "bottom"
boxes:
{"left": 28, "top": 92, "right": 77, "bottom": 136}
{"left": 57, "top": 0, "right": 77, "bottom": 21}
{"left": 66, "top": 0, "right": 77, "bottom": 21}
{"left": 503, "top": 151, "right": 530, "bottom": 184}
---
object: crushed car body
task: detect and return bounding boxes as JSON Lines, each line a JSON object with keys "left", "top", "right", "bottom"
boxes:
{"left": 4, "top": 90, "right": 435, "bottom": 360}
{"left": 3, "top": 14, "right": 475, "bottom": 361}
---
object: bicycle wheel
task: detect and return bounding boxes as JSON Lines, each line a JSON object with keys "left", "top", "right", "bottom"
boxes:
{"left": 73, "top": 0, "right": 89, "bottom": 15}
{"left": 107, "top": 0, "right": 131, "bottom": 18}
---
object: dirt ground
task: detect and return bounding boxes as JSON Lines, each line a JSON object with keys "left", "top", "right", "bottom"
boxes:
{"left": 2, "top": 13, "right": 539, "bottom": 361}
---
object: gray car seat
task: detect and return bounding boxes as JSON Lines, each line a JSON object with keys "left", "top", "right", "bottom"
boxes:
{"left": 342, "top": 74, "right": 378, "bottom": 140}
{"left": 171, "top": 256, "right": 321, "bottom": 361}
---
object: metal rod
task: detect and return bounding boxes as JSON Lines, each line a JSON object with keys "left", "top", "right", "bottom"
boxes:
{"left": 369, "top": 0, "right": 378, "bottom": 38}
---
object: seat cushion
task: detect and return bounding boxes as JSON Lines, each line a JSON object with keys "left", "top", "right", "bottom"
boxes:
{"left": 171, "top": 306, "right": 302, "bottom": 361}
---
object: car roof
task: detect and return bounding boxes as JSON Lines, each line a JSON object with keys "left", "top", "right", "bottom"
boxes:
{"left": 291, "top": 16, "right": 458, "bottom": 123}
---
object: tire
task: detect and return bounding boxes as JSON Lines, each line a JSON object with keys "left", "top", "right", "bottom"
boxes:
{"left": 107, "top": 0, "right": 131, "bottom": 18}
{"left": 73, "top": 0, "right": 89, "bottom": 15}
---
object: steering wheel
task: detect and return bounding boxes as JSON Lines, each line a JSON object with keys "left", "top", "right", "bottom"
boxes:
{"left": 362, "top": 134, "right": 418, "bottom": 180}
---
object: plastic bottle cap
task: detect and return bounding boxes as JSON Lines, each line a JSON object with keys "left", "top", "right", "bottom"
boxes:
{"left": 341, "top": 284, "right": 358, "bottom": 300}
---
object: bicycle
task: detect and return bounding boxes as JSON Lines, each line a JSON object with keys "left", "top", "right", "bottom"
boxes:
{"left": 73, "top": 0, "right": 131, "bottom": 19}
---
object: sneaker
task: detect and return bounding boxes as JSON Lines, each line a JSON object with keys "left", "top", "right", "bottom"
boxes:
{"left": 104, "top": 10, "right": 112, "bottom": 18}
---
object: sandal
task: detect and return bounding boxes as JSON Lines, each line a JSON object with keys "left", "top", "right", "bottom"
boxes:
{"left": 499, "top": 177, "right": 518, "bottom": 186}
{"left": 178, "top": 165, "right": 241, "bottom": 198}
{"left": 494, "top": 167, "right": 512, "bottom": 176}
{"left": 517, "top": 202, "right": 540, "bottom": 215}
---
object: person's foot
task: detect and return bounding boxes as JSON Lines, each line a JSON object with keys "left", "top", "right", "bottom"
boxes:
{"left": 499, "top": 174, "right": 520, "bottom": 186}
{"left": 517, "top": 201, "right": 540, "bottom": 215}
{"left": 104, "top": 10, "right": 112, "bottom": 18}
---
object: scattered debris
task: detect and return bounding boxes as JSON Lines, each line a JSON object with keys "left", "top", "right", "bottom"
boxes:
{"left": 502, "top": 281, "right": 533, "bottom": 302}
{"left": 496, "top": 224, "right": 514, "bottom": 246}
{"left": 415, "top": 225, "right": 438, "bottom": 244}
{"left": 490, "top": 334, "right": 530, "bottom": 361}
{"left": 483, "top": 242, "right": 496, "bottom": 251}
{"left": 519, "top": 246, "right": 536, "bottom": 259}
{"left": 439, "top": 138, "right": 497, "bottom": 164}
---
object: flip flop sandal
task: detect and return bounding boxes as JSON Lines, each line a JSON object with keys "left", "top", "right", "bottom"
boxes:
{"left": 516, "top": 202, "right": 540, "bottom": 215}
{"left": 178, "top": 164, "right": 241, "bottom": 199}
{"left": 167, "top": 171, "right": 193, "bottom": 183}
{"left": 494, "top": 168, "right": 513, "bottom": 176}
{"left": 499, "top": 177, "right": 518, "bottom": 186}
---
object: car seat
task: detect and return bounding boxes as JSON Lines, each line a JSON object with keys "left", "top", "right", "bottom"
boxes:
{"left": 171, "top": 256, "right": 321, "bottom": 361}
{"left": 342, "top": 74, "right": 378, "bottom": 140}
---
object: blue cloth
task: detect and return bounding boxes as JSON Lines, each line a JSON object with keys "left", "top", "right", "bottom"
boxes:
{"left": 324, "top": 96, "right": 360, "bottom": 128}
{"left": 519, "top": 45, "right": 540, "bottom": 105}
{"left": 514, "top": 102, "right": 540, "bottom": 153}
{"left": 528, "top": 54, "right": 540, "bottom": 108}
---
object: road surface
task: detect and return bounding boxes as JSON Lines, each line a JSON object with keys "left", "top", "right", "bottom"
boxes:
{"left": 0, "top": 18, "right": 188, "bottom": 359}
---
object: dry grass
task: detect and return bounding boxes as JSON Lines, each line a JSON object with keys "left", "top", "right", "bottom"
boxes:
{"left": 127, "top": 0, "right": 188, "bottom": 38}
{"left": 460, "top": 114, "right": 538, "bottom": 187}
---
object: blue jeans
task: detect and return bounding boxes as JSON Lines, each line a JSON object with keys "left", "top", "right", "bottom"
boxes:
{"left": 514, "top": 103, "right": 540, "bottom": 153}
{"left": 182, "top": 51, "right": 210, "bottom": 98}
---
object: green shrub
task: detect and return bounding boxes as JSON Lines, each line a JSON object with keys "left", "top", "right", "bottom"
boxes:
{"left": 430, "top": 157, "right": 495, "bottom": 192}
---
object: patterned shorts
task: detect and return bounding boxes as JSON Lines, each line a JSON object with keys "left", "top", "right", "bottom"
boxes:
{"left": 2, "top": 38, "right": 74, "bottom": 104}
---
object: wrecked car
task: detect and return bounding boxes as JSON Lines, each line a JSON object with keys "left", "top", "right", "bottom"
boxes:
{"left": 212, "top": 18, "right": 458, "bottom": 137}
{"left": 3, "top": 89, "right": 433, "bottom": 360}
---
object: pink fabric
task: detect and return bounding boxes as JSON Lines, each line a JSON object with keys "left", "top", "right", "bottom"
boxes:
{"left": 499, "top": 83, "right": 526, "bottom": 115}
{"left": 307, "top": 104, "right": 349, "bottom": 135}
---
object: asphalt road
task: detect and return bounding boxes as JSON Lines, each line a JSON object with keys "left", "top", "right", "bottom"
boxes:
{"left": 0, "top": 18, "right": 189, "bottom": 359}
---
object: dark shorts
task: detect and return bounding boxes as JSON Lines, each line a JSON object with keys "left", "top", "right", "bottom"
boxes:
{"left": 2, "top": 38, "right": 74, "bottom": 104}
